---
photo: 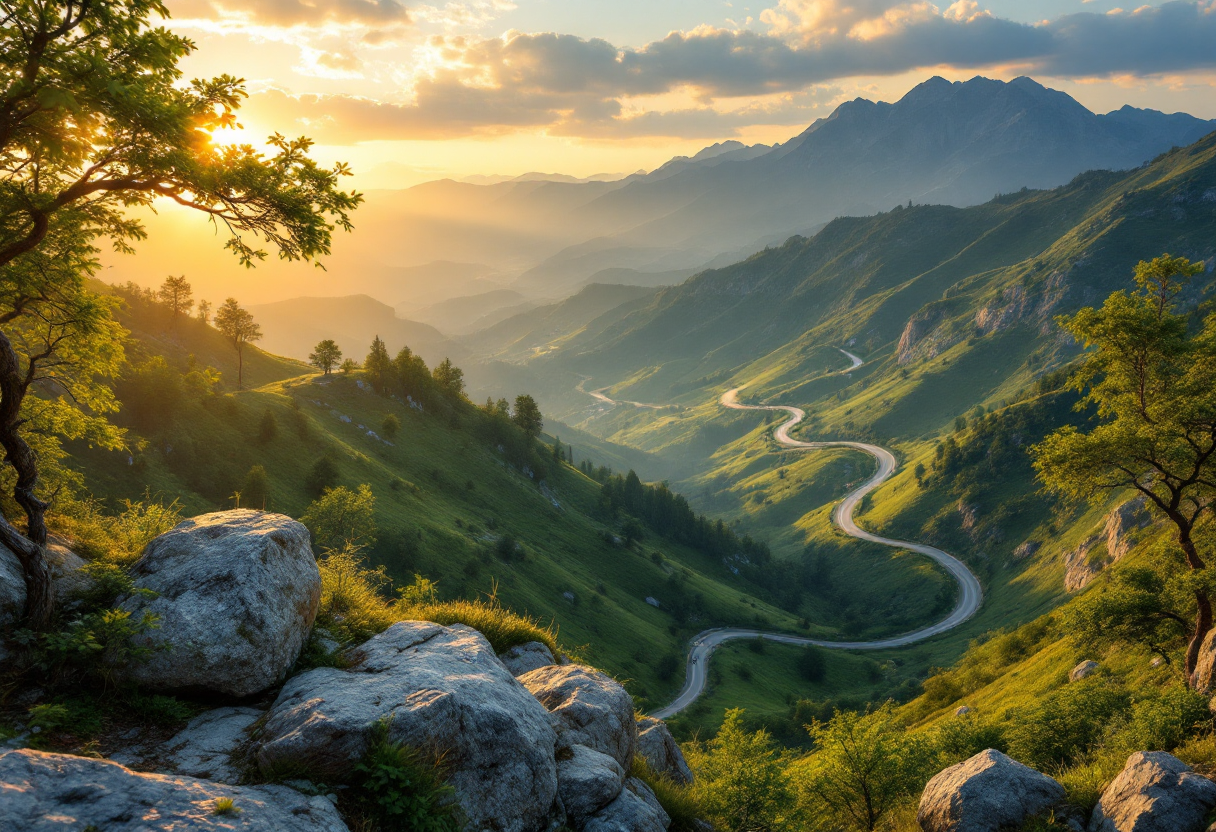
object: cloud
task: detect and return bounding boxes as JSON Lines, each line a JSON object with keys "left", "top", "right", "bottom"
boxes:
{"left": 235, "top": 1, "right": 1216, "bottom": 141}
{"left": 170, "top": 0, "right": 414, "bottom": 26}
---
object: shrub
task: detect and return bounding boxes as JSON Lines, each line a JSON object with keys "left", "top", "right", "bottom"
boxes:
{"left": 302, "top": 484, "right": 377, "bottom": 550}
{"left": 1005, "top": 679, "right": 1132, "bottom": 770}
{"left": 352, "top": 720, "right": 462, "bottom": 832}
{"left": 257, "top": 408, "right": 278, "bottom": 443}
{"left": 241, "top": 465, "right": 270, "bottom": 510}
{"left": 933, "top": 712, "right": 1007, "bottom": 763}
{"left": 54, "top": 496, "right": 181, "bottom": 566}
{"left": 21, "top": 607, "right": 161, "bottom": 688}
{"left": 796, "top": 646, "right": 827, "bottom": 682}
{"left": 1108, "top": 684, "right": 1211, "bottom": 755}
{"left": 686, "top": 709, "right": 796, "bottom": 832}
{"left": 305, "top": 456, "right": 341, "bottom": 497}
{"left": 381, "top": 413, "right": 401, "bottom": 439}
{"left": 315, "top": 545, "right": 396, "bottom": 645}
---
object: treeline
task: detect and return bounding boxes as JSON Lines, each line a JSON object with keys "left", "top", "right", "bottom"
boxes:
{"left": 581, "top": 463, "right": 772, "bottom": 571}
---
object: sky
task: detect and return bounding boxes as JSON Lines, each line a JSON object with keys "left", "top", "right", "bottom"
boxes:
{"left": 164, "top": 0, "right": 1216, "bottom": 186}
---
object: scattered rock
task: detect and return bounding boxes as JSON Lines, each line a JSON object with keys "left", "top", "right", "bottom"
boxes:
{"left": 955, "top": 706, "right": 974, "bottom": 717}
{"left": 917, "top": 748, "right": 1066, "bottom": 832}
{"left": 1012, "top": 541, "right": 1041, "bottom": 561}
{"left": 117, "top": 510, "right": 320, "bottom": 698}
{"left": 499, "top": 641, "right": 557, "bottom": 677}
{"left": 1070, "top": 660, "right": 1101, "bottom": 682}
{"left": 636, "top": 717, "right": 694, "bottom": 784}
{"left": 1089, "top": 751, "right": 1216, "bottom": 832}
{"left": 557, "top": 744, "right": 625, "bottom": 823}
{"left": 584, "top": 776, "right": 671, "bottom": 832}
{"left": 161, "top": 706, "right": 263, "bottom": 783}
{"left": 1151, "top": 656, "right": 1164, "bottom": 668}
{"left": 254, "top": 621, "right": 558, "bottom": 832}
{"left": 0, "top": 749, "right": 347, "bottom": 832}
{"left": 521, "top": 664, "right": 637, "bottom": 770}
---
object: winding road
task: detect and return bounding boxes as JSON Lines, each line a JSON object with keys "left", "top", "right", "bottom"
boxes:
{"left": 581, "top": 349, "right": 983, "bottom": 719}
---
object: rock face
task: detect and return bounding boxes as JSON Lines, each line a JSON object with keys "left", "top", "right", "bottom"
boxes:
{"left": 0, "top": 749, "right": 347, "bottom": 832}
{"left": 500, "top": 641, "right": 557, "bottom": 677}
{"left": 1089, "top": 752, "right": 1216, "bottom": 832}
{"left": 1070, "top": 660, "right": 1101, "bottom": 682}
{"left": 1065, "top": 497, "right": 1150, "bottom": 591}
{"left": 254, "top": 620, "right": 558, "bottom": 832}
{"left": 584, "top": 777, "right": 671, "bottom": 832}
{"left": 636, "top": 717, "right": 694, "bottom": 784}
{"left": 558, "top": 744, "right": 626, "bottom": 823}
{"left": 0, "top": 542, "right": 23, "bottom": 627}
{"left": 162, "top": 706, "right": 263, "bottom": 783}
{"left": 1192, "top": 631, "right": 1216, "bottom": 694}
{"left": 118, "top": 510, "right": 320, "bottom": 698}
{"left": 521, "top": 664, "right": 637, "bottom": 770}
{"left": 917, "top": 748, "right": 1066, "bottom": 832}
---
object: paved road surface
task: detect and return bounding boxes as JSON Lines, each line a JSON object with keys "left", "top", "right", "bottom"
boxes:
{"left": 648, "top": 349, "right": 982, "bottom": 719}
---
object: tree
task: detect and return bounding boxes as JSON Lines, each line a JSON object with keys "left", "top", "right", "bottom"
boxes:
{"left": 800, "top": 703, "right": 934, "bottom": 831}
{"left": 257, "top": 408, "right": 277, "bottom": 444}
{"left": 797, "top": 645, "right": 827, "bottom": 682}
{"left": 512, "top": 394, "right": 543, "bottom": 440}
{"left": 1032, "top": 255, "right": 1216, "bottom": 682}
{"left": 340, "top": 358, "right": 358, "bottom": 375}
{"left": 301, "top": 484, "right": 377, "bottom": 551}
{"left": 157, "top": 275, "right": 193, "bottom": 321}
{"left": 0, "top": 0, "right": 359, "bottom": 628}
{"left": 197, "top": 300, "right": 212, "bottom": 324}
{"left": 214, "top": 299, "right": 262, "bottom": 390}
{"left": 365, "top": 336, "right": 390, "bottom": 393}
{"left": 381, "top": 413, "right": 400, "bottom": 439}
{"left": 687, "top": 709, "right": 796, "bottom": 832}
{"left": 432, "top": 358, "right": 464, "bottom": 399}
{"left": 242, "top": 465, "right": 269, "bottom": 509}
{"left": 304, "top": 456, "right": 341, "bottom": 497}
{"left": 309, "top": 339, "right": 342, "bottom": 375}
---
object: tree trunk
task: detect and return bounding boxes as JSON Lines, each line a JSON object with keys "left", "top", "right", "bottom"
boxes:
{"left": 1180, "top": 529, "right": 1212, "bottom": 685}
{"left": 0, "top": 328, "right": 53, "bottom": 628}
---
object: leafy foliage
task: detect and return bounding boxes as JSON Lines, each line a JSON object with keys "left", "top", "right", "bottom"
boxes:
{"left": 302, "top": 484, "right": 378, "bottom": 551}
{"left": 352, "top": 720, "right": 462, "bottom": 832}
{"left": 686, "top": 709, "right": 796, "bottom": 832}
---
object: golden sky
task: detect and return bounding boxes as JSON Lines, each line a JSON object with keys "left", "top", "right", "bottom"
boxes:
{"left": 163, "top": 0, "right": 1216, "bottom": 187}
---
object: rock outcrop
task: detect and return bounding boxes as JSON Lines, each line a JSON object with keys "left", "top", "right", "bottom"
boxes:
{"left": 636, "top": 716, "right": 694, "bottom": 784}
{"left": 0, "top": 748, "right": 347, "bottom": 832}
{"left": 584, "top": 777, "right": 671, "bottom": 832}
{"left": 557, "top": 744, "right": 626, "bottom": 823}
{"left": 161, "top": 706, "right": 263, "bottom": 783}
{"left": 1089, "top": 751, "right": 1216, "bottom": 832}
{"left": 500, "top": 641, "right": 557, "bottom": 677}
{"left": 521, "top": 664, "right": 637, "bottom": 770}
{"left": 1, "top": 537, "right": 92, "bottom": 626}
{"left": 1070, "top": 660, "right": 1101, "bottom": 682}
{"left": 1191, "top": 630, "right": 1216, "bottom": 694}
{"left": 918, "top": 748, "right": 1066, "bottom": 832}
{"left": 254, "top": 620, "right": 558, "bottom": 832}
{"left": 117, "top": 510, "right": 320, "bottom": 698}
{"left": 1065, "top": 497, "right": 1150, "bottom": 591}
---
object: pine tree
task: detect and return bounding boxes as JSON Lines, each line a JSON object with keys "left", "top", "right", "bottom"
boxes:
{"left": 365, "top": 336, "right": 391, "bottom": 393}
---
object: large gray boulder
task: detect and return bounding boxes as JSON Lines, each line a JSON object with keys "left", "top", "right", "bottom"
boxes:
{"left": 161, "top": 706, "right": 263, "bottom": 783}
{"left": 918, "top": 749, "right": 1066, "bottom": 832}
{"left": 636, "top": 717, "right": 693, "bottom": 784}
{"left": 558, "top": 744, "right": 625, "bottom": 823}
{"left": 499, "top": 641, "right": 557, "bottom": 677}
{"left": 583, "top": 777, "right": 671, "bottom": 832}
{"left": 521, "top": 664, "right": 637, "bottom": 770}
{"left": 0, "top": 749, "right": 347, "bottom": 832}
{"left": 1089, "top": 751, "right": 1216, "bottom": 832}
{"left": 1192, "top": 631, "right": 1216, "bottom": 694}
{"left": 253, "top": 620, "right": 558, "bottom": 832}
{"left": 118, "top": 510, "right": 319, "bottom": 698}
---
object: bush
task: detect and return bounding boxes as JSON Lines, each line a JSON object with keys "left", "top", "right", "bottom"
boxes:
{"left": 315, "top": 545, "right": 396, "bottom": 645}
{"left": 381, "top": 413, "right": 400, "bottom": 439}
{"left": 305, "top": 456, "right": 341, "bottom": 497}
{"left": 241, "top": 465, "right": 269, "bottom": 510}
{"left": 1006, "top": 679, "right": 1132, "bottom": 770}
{"left": 1109, "top": 684, "right": 1211, "bottom": 755}
{"left": 796, "top": 646, "right": 827, "bottom": 682}
{"left": 54, "top": 496, "right": 181, "bottom": 566}
{"left": 351, "top": 720, "right": 462, "bottom": 832}
{"left": 257, "top": 408, "right": 277, "bottom": 443}
{"left": 302, "top": 484, "right": 377, "bottom": 551}
{"left": 21, "top": 607, "right": 161, "bottom": 688}
{"left": 631, "top": 757, "right": 705, "bottom": 832}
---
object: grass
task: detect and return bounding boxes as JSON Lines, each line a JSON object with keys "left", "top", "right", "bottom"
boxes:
{"left": 212, "top": 798, "right": 240, "bottom": 816}
{"left": 630, "top": 757, "right": 704, "bottom": 832}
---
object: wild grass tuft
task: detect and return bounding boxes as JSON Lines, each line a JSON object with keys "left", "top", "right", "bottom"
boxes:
{"left": 629, "top": 757, "right": 704, "bottom": 832}
{"left": 212, "top": 797, "right": 240, "bottom": 816}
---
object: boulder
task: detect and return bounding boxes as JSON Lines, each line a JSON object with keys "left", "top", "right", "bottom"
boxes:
{"left": 254, "top": 620, "right": 558, "bottom": 832}
{"left": 1071, "top": 660, "right": 1101, "bottom": 682}
{"left": 521, "top": 664, "right": 637, "bottom": 770}
{"left": 955, "top": 706, "right": 974, "bottom": 717}
{"left": 583, "top": 777, "right": 671, "bottom": 832}
{"left": 0, "top": 748, "right": 347, "bottom": 832}
{"left": 917, "top": 748, "right": 1066, "bottom": 832}
{"left": 1089, "top": 751, "right": 1216, "bottom": 832}
{"left": 0, "top": 542, "right": 23, "bottom": 627}
{"left": 1193, "top": 630, "right": 1216, "bottom": 694}
{"left": 117, "top": 510, "right": 319, "bottom": 698}
{"left": 558, "top": 744, "right": 625, "bottom": 822}
{"left": 46, "top": 536, "right": 92, "bottom": 604}
{"left": 499, "top": 641, "right": 557, "bottom": 677}
{"left": 636, "top": 717, "right": 693, "bottom": 784}
{"left": 161, "top": 706, "right": 263, "bottom": 783}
